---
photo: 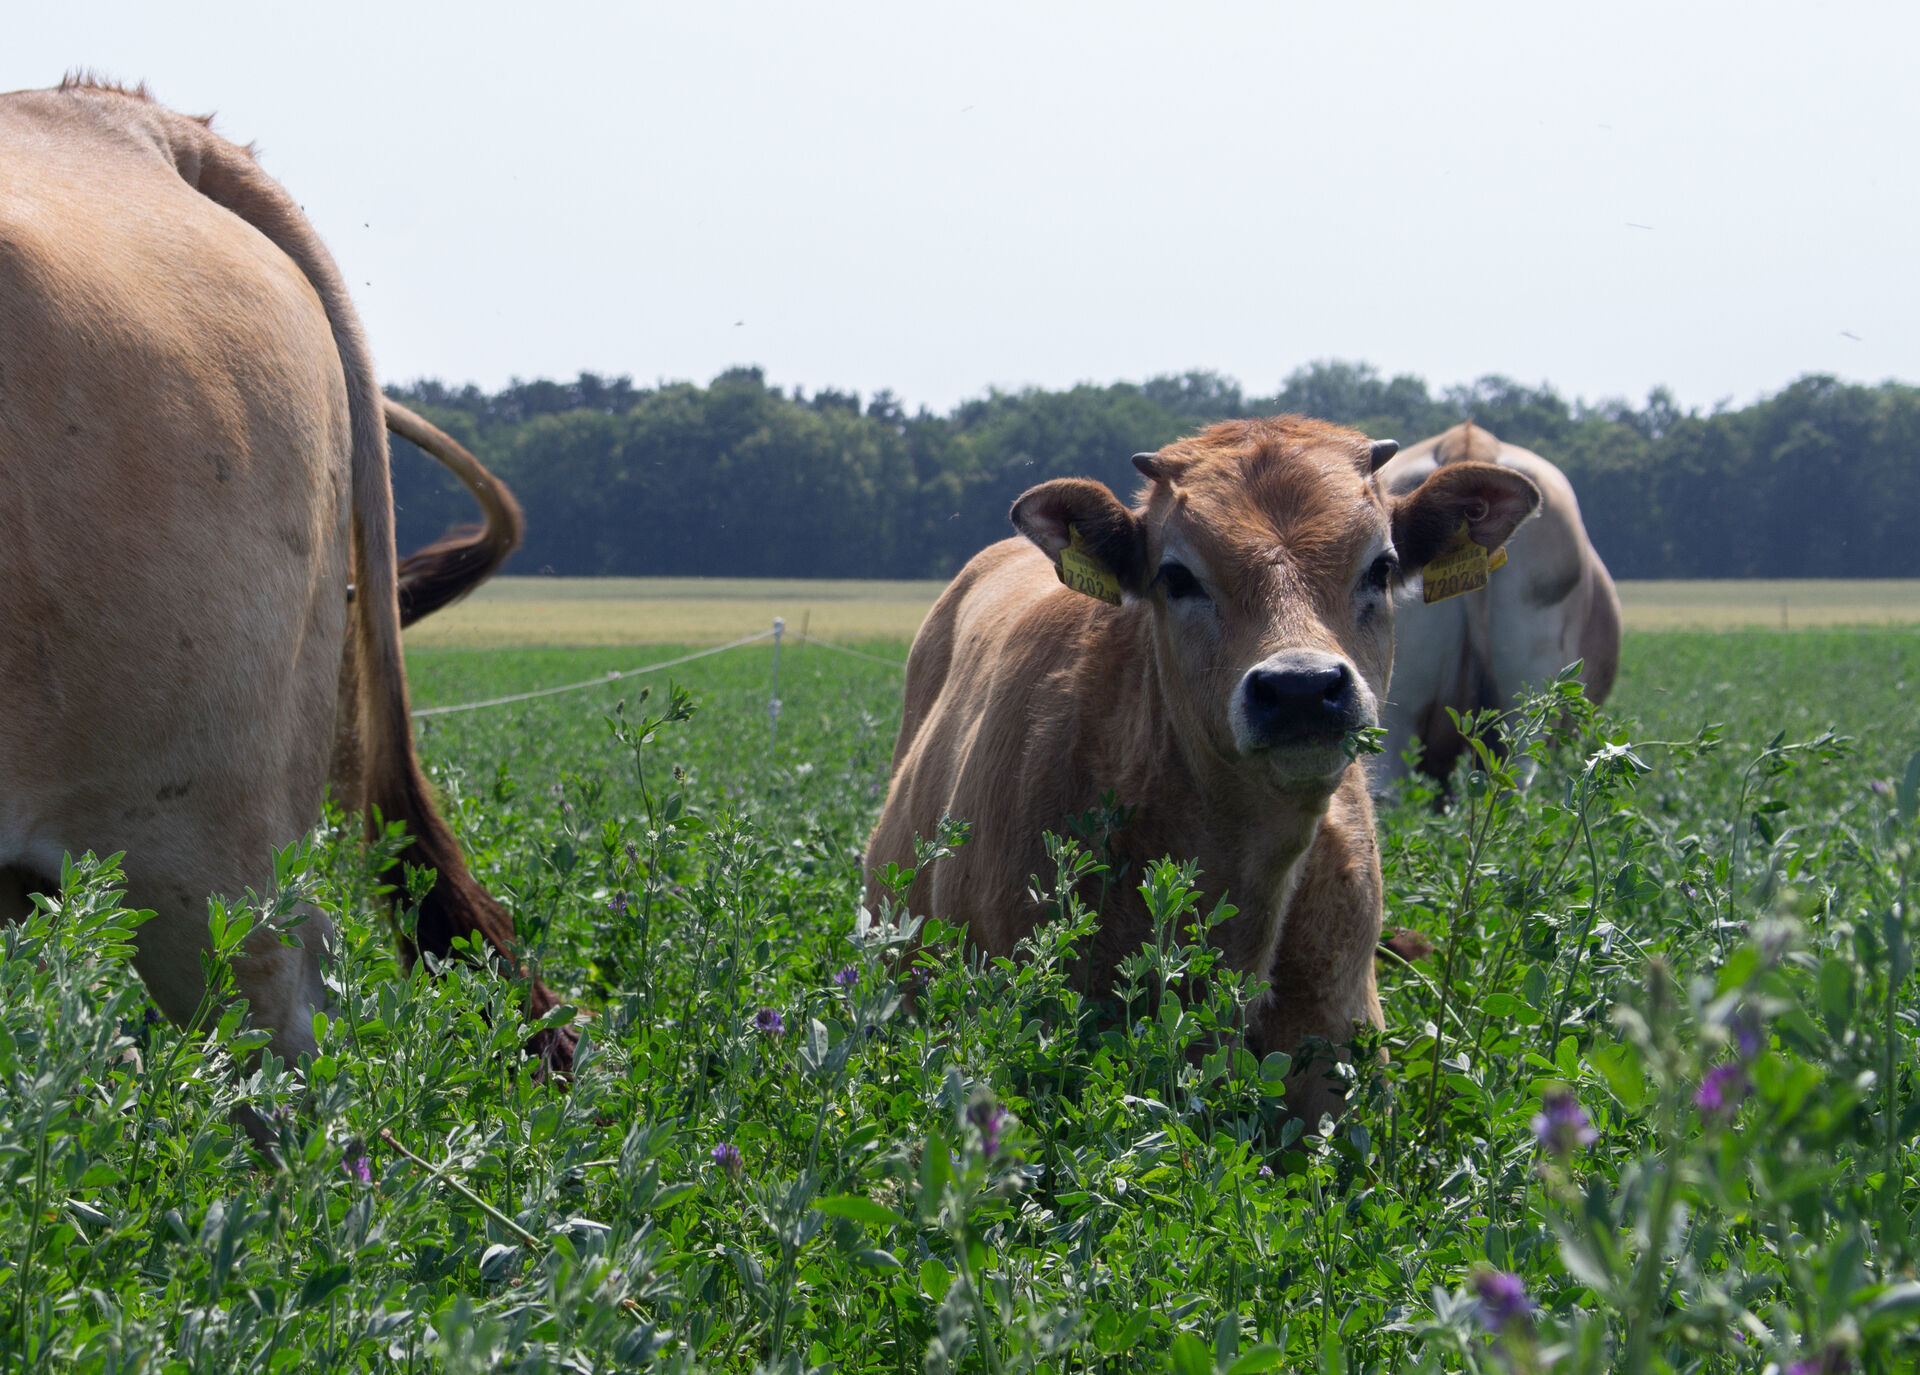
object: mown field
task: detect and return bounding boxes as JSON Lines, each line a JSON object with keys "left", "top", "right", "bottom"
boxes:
{"left": 399, "top": 577, "right": 1920, "bottom": 648}
{"left": 400, "top": 579, "right": 948, "bottom": 649}
{"left": 7, "top": 626, "right": 1920, "bottom": 1372}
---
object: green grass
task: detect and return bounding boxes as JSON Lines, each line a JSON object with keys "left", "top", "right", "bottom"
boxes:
{"left": 6, "top": 629, "right": 1920, "bottom": 1372}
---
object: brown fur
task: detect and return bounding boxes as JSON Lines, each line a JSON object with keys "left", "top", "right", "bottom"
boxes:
{"left": 868, "top": 415, "right": 1538, "bottom": 1122}
{"left": 0, "top": 82, "right": 570, "bottom": 1071}
{"left": 1381, "top": 927, "right": 1434, "bottom": 964}
{"left": 386, "top": 400, "right": 525, "bottom": 627}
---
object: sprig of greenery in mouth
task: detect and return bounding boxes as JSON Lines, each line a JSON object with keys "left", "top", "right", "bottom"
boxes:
{"left": 1341, "top": 723, "right": 1388, "bottom": 762}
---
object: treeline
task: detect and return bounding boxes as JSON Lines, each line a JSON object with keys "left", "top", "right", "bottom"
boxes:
{"left": 385, "top": 362, "right": 1920, "bottom": 580}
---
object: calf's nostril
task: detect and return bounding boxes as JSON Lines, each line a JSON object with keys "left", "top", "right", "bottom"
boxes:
{"left": 1247, "top": 664, "right": 1345, "bottom": 711}
{"left": 1238, "top": 657, "right": 1361, "bottom": 748}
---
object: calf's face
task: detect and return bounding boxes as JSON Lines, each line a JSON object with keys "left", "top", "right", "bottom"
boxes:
{"left": 1012, "top": 418, "right": 1538, "bottom": 794}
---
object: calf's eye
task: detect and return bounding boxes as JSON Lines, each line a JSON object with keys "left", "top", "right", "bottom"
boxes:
{"left": 1365, "top": 554, "right": 1399, "bottom": 593}
{"left": 1159, "top": 562, "right": 1206, "bottom": 600}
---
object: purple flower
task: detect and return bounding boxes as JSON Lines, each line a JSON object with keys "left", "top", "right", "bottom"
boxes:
{"left": 1870, "top": 778, "right": 1894, "bottom": 798}
{"left": 754, "top": 1007, "right": 784, "bottom": 1037}
{"left": 1471, "top": 1269, "right": 1534, "bottom": 1331}
{"left": 711, "top": 1142, "right": 743, "bottom": 1176}
{"left": 1695, "top": 1063, "right": 1749, "bottom": 1115}
{"left": 607, "top": 891, "right": 630, "bottom": 916}
{"left": 833, "top": 965, "right": 859, "bottom": 990}
{"left": 1258, "top": 1164, "right": 1274, "bottom": 1179}
{"left": 343, "top": 1150, "right": 372, "bottom": 1185}
{"left": 1531, "top": 1088, "right": 1598, "bottom": 1158}
{"left": 1786, "top": 1345, "right": 1853, "bottom": 1375}
{"left": 1730, "top": 1006, "right": 1765, "bottom": 1060}
{"left": 968, "top": 1101, "right": 1007, "bottom": 1159}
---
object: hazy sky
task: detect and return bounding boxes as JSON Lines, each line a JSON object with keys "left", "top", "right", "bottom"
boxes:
{"left": 8, "top": 2, "right": 1912, "bottom": 414}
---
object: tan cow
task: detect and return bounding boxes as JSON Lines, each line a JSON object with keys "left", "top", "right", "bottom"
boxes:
{"left": 0, "top": 79, "right": 570, "bottom": 1071}
{"left": 1374, "top": 422, "right": 1621, "bottom": 787}
{"left": 867, "top": 416, "right": 1538, "bottom": 1121}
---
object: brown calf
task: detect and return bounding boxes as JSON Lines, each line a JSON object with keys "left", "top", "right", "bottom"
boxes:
{"left": 867, "top": 416, "right": 1538, "bottom": 1121}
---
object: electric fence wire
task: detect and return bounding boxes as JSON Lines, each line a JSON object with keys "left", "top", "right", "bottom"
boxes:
{"left": 409, "top": 626, "right": 908, "bottom": 719}
{"left": 410, "top": 629, "right": 778, "bottom": 718}
{"left": 791, "top": 633, "right": 908, "bottom": 669}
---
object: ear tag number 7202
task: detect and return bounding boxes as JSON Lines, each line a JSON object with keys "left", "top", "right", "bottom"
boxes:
{"left": 1422, "top": 521, "right": 1509, "bottom": 605}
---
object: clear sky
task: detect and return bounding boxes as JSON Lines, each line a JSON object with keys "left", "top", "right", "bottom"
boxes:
{"left": 7, "top": 1, "right": 1911, "bottom": 413}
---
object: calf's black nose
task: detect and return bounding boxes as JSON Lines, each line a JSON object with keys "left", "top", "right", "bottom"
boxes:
{"left": 1239, "top": 656, "right": 1360, "bottom": 747}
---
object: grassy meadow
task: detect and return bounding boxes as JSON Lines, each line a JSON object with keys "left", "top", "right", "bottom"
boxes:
{"left": 7, "top": 608, "right": 1920, "bottom": 1370}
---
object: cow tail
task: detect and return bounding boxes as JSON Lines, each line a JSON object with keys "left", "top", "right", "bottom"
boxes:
{"left": 161, "top": 116, "right": 574, "bottom": 1070}
{"left": 385, "top": 400, "right": 525, "bottom": 627}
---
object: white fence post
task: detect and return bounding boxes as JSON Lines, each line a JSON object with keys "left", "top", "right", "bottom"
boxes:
{"left": 768, "top": 616, "right": 785, "bottom": 750}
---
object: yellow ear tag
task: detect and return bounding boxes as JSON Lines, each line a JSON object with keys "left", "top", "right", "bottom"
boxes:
{"left": 1057, "top": 523, "right": 1123, "bottom": 606}
{"left": 1422, "top": 521, "right": 1508, "bottom": 604}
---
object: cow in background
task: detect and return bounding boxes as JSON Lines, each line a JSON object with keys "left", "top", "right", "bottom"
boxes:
{"left": 867, "top": 416, "right": 1539, "bottom": 1122}
{"left": 0, "top": 79, "right": 570, "bottom": 1072}
{"left": 1373, "top": 422, "right": 1621, "bottom": 788}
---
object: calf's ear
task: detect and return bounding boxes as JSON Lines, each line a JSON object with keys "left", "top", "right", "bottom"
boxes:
{"left": 1390, "top": 461, "right": 1540, "bottom": 570}
{"left": 1010, "top": 478, "right": 1151, "bottom": 595}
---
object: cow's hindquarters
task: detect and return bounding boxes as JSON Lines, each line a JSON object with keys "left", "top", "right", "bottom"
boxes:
{"left": 0, "top": 103, "right": 352, "bottom": 1064}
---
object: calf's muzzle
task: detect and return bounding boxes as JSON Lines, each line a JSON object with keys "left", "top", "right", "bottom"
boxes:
{"left": 1234, "top": 650, "right": 1369, "bottom": 752}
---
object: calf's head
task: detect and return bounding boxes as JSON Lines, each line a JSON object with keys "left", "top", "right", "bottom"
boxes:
{"left": 1012, "top": 417, "right": 1539, "bottom": 794}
